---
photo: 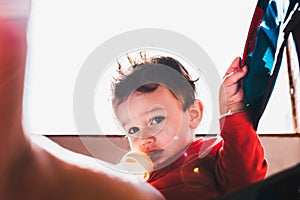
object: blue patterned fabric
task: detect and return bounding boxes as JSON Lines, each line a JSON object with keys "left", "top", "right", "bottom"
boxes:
{"left": 242, "top": 0, "right": 296, "bottom": 129}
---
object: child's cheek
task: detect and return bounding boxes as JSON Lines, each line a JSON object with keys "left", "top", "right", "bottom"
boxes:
{"left": 164, "top": 126, "right": 179, "bottom": 142}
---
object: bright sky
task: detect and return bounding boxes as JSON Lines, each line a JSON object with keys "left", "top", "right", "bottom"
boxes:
{"left": 23, "top": 0, "right": 294, "bottom": 135}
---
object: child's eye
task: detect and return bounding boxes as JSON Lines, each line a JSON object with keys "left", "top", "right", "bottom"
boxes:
{"left": 128, "top": 127, "right": 139, "bottom": 135}
{"left": 150, "top": 116, "right": 165, "bottom": 125}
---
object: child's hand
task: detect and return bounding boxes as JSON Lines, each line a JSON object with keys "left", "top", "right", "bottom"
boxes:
{"left": 219, "top": 57, "right": 248, "bottom": 116}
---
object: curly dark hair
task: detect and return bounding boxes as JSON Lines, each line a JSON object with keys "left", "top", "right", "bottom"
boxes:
{"left": 111, "top": 55, "right": 198, "bottom": 111}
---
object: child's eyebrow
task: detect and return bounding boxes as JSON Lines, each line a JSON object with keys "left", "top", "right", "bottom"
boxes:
{"left": 145, "top": 107, "right": 165, "bottom": 116}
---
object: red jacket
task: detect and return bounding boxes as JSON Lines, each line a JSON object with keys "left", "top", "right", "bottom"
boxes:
{"left": 147, "top": 112, "right": 268, "bottom": 200}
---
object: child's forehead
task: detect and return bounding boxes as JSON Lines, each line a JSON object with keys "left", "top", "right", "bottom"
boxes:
{"left": 118, "top": 85, "right": 183, "bottom": 116}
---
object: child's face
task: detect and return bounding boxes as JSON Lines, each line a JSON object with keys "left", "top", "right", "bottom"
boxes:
{"left": 115, "top": 85, "right": 197, "bottom": 169}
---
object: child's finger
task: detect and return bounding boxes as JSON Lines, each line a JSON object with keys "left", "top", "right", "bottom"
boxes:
{"left": 223, "top": 66, "right": 248, "bottom": 85}
{"left": 224, "top": 57, "right": 241, "bottom": 76}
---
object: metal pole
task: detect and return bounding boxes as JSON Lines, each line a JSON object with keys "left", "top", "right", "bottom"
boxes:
{"left": 286, "top": 35, "right": 300, "bottom": 133}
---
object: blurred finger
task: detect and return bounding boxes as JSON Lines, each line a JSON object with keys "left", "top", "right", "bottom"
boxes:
{"left": 0, "top": 0, "right": 31, "bottom": 19}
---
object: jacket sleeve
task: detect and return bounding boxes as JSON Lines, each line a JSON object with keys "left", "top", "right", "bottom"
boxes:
{"left": 215, "top": 112, "right": 268, "bottom": 193}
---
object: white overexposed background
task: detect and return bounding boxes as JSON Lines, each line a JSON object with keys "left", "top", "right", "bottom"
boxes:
{"left": 23, "top": 0, "right": 295, "bottom": 135}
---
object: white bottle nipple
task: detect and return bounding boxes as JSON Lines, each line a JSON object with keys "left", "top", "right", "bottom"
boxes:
{"left": 115, "top": 151, "right": 153, "bottom": 181}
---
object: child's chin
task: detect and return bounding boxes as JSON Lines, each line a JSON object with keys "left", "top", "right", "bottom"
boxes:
{"left": 153, "top": 157, "right": 174, "bottom": 170}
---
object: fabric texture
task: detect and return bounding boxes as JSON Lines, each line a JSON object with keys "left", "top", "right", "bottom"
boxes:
{"left": 242, "top": 0, "right": 298, "bottom": 129}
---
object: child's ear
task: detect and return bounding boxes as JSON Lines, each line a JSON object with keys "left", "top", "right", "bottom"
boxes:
{"left": 188, "top": 99, "right": 203, "bottom": 129}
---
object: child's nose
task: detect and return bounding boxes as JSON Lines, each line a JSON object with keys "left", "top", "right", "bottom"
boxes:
{"left": 139, "top": 136, "right": 156, "bottom": 152}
